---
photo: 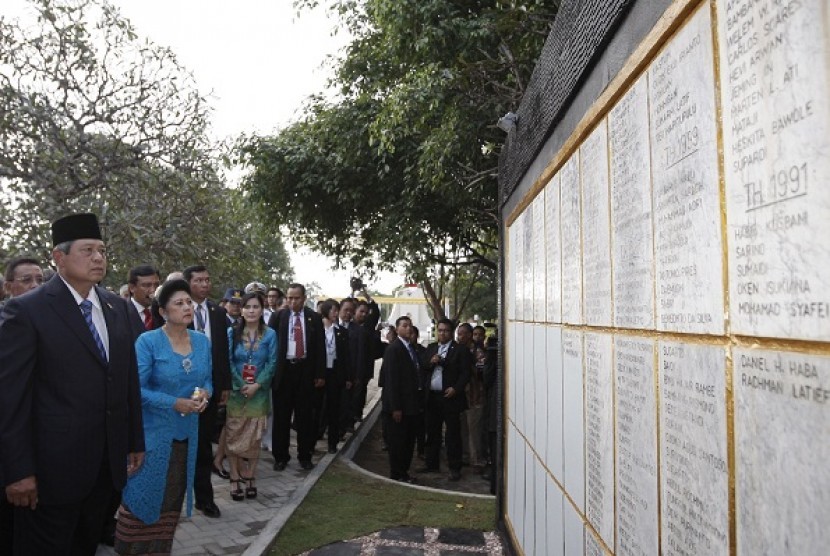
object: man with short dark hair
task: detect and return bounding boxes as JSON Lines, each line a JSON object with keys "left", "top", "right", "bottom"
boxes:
{"left": 268, "top": 283, "right": 325, "bottom": 470}
{"left": 0, "top": 213, "right": 145, "bottom": 554}
{"left": 381, "top": 316, "right": 424, "bottom": 483}
{"left": 264, "top": 287, "right": 283, "bottom": 323}
{"left": 2, "top": 257, "right": 44, "bottom": 308}
{"left": 126, "top": 265, "right": 160, "bottom": 333}
{"left": 420, "top": 318, "right": 472, "bottom": 481}
{"left": 183, "top": 264, "right": 231, "bottom": 518}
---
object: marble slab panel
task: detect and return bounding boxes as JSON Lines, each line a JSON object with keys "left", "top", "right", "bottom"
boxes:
{"left": 546, "top": 326, "right": 564, "bottom": 480}
{"left": 584, "top": 332, "right": 614, "bottom": 547}
{"left": 533, "top": 195, "right": 547, "bottom": 323}
{"left": 564, "top": 503, "right": 584, "bottom": 556}
{"left": 610, "top": 75, "right": 655, "bottom": 330}
{"left": 659, "top": 341, "right": 729, "bottom": 555}
{"left": 522, "top": 209, "right": 534, "bottom": 322}
{"left": 513, "top": 213, "right": 525, "bottom": 322}
{"left": 524, "top": 444, "right": 535, "bottom": 554}
{"left": 581, "top": 120, "right": 613, "bottom": 326}
{"left": 561, "top": 153, "right": 583, "bottom": 324}
{"left": 523, "top": 323, "right": 534, "bottom": 439}
{"left": 535, "top": 461, "right": 547, "bottom": 555}
{"left": 562, "top": 329, "right": 585, "bottom": 510}
{"left": 585, "top": 529, "right": 605, "bottom": 556}
{"left": 508, "top": 322, "right": 517, "bottom": 422}
{"left": 718, "top": 0, "right": 830, "bottom": 340}
{"left": 615, "top": 336, "right": 658, "bottom": 556}
{"left": 649, "top": 4, "right": 725, "bottom": 334}
{"left": 734, "top": 348, "right": 830, "bottom": 555}
{"left": 546, "top": 476, "right": 564, "bottom": 554}
{"left": 534, "top": 325, "right": 548, "bottom": 455}
{"left": 545, "top": 173, "right": 563, "bottom": 323}
{"left": 507, "top": 424, "right": 519, "bottom": 535}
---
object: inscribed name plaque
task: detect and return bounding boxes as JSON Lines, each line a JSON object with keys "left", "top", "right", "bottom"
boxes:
{"left": 649, "top": 4, "right": 724, "bottom": 334}
{"left": 560, "top": 153, "right": 583, "bottom": 324}
{"left": 735, "top": 348, "right": 830, "bottom": 555}
{"left": 718, "top": 0, "right": 830, "bottom": 340}
{"left": 545, "top": 173, "right": 562, "bottom": 323}
{"left": 545, "top": 326, "right": 564, "bottom": 479}
{"left": 532, "top": 195, "right": 546, "bottom": 323}
{"left": 546, "top": 477, "right": 564, "bottom": 553}
{"left": 508, "top": 225, "right": 517, "bottom": 321}
{"left": 659, "top": 341, "right": 729, "bottom": 555}
{"left": 533, "top": 325, "right": 547, "bottom": 451}
{"left": 584, "top": 332, "right": 614, "bottom": 547}
{"left": 615, "top": 336, "right": 658, "bottom": 556}
{"left": 562, "top": 329, "right": 585, "bottom": 510}
{"left": 581, "top": 120, "right": 613, "bottom": 326}
{"left": 610, "top": 75, "right": 655, "bottom": 330}
{"left": 523, "top": 323, "right": 534, "bottom": 436}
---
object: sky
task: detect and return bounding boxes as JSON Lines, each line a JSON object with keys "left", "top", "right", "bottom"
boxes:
{"left": 4, "top": 0, "right": 405, "bottom": 297}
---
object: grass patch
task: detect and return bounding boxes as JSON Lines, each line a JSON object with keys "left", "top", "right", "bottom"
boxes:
{"left": 269, "top": 461, "right": 495, "bottom": 555}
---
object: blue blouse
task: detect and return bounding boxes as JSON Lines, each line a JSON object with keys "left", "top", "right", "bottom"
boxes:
{"left": 121, "top": 328, "right": 212, "bottom": 524}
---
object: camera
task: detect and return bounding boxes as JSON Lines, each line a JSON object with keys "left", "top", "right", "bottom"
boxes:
{"left": 349, "top": 276, "right": 367, "bottom": 292}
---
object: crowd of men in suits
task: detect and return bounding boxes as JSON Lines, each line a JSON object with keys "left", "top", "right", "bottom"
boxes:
{"left": 0, "top": 212, "right": 499, "bottom": 555}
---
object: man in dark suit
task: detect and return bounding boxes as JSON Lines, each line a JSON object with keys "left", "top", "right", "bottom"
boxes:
{"left": 0, "top": 213, "right": 145, "bottom": 555}
{"left": 419, "top": 317, "right": 472, "bottom": 481}
{"left": 381, "top": 316, "right": 424, "bottom": 483}
{"left": 350, "top": 294, "right": 381, "bottom": 423}
{"left": 125, "top": 264, "right": 161, "bottom": 336}
{"left": 268, "top": 283, "right": 325, "bottom": 470}
{"left": 183, "top": 264, "right": 231, "bottom": 518}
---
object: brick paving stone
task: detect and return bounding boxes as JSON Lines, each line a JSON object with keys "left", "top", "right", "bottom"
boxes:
{"left": 379, "top": 527, "right": 426, "bottom": 543}
{"left": 307, "top": 541, "right": 363, "bottom": 555}
{"left": 436, "top": 529, "right": 486, "bottom": 546}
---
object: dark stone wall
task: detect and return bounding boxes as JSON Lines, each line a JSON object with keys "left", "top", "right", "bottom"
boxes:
{"left": 498, "top": 0, "right": 674, "bottom": 214}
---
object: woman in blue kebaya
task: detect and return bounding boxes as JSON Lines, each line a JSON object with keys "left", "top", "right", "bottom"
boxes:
{"left": 115, "top": 279, "right": 212, "bottom": 555}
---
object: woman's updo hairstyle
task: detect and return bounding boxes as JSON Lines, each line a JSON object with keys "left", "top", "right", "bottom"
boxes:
{"left": 157, "top": 279, "right": 192, "bottom": 309}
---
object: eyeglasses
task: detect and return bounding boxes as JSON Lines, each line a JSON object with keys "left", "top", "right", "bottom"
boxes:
{"left": 13, "top": 275, "right": 44, "bottom": 285}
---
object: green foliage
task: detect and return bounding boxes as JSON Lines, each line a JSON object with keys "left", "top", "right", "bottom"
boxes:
{"left": 239, "top": 0, "right": 557, "bottom": 317}
{"left": 0, "top": 0, "right": 293, "bottom": 292}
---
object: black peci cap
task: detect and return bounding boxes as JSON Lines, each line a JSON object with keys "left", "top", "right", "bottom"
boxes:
{"left": 51, "top": 213, "right": 102, "bottom": 246}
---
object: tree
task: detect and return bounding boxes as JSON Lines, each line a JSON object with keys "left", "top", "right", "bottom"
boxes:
{"left": 0, "top": 0, "right": 293, "bottom": 291}
{"left": 238, "top": 0, "right": 557, "bottom": 319}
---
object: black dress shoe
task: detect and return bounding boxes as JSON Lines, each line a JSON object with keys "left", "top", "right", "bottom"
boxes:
{"left": 273, "top": 460, "right": 287, "bottom": 471}
{"left": 449, "top": 470, "right": 462, "bottom": 481}
{"left": 194, "top": 501, "right": 221, "bottom": 518}
{"left": 328, "top": 446, "right": 337, "bottom": 454}
{"left": 212, "top": 463, "right": 230, "bottom": 480}
{"left": 299, "top": 460, "right": 315, "bottom": 470}
{"left": 397, "top": 475, "right": 417, "bottom": 484}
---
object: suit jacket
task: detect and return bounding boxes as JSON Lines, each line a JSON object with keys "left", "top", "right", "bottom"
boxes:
{"left": 422, "top": 340, "right": 472, "bottom": 412}
{"left": 0, "top": 277, "right": 145, "bottom": 505}
{"left": 188, "top": 300, "right": 231, "bottom": 395}
{"left": 268, "top": 306, "right": 325, "bottom": 388}
{"left": 343, "top": 320, "right": 370, "bottom": 382}
{"left": 328, "top": 324, "right": 355, "bottom": 384}
{"left": 381, "top": 339, "right": 424, "bottom": 416}
{"left": 126, "top": 299, "right": 149, "bottom": 339}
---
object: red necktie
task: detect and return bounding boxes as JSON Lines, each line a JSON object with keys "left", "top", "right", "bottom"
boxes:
{"left": 293, "top": 313, "right": 305, "bottom": 358}
{"left": 143, "top": 308, "right": 153, "bottom": 330}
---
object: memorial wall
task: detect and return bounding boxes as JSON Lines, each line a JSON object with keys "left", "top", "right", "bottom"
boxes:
{"left": 501, "top": 0, "right": 830, "bottom": 554}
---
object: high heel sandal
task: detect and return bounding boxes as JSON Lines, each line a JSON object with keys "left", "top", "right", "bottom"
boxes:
{"left": 242, "top": 476, "right": 257, "bottom": 499}
{"left": 230, "top": 479, "right": 245, "bottom": 502}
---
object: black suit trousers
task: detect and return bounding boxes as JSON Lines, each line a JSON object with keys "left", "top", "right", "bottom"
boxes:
{"left": 383, "top": 412, "right": 421, "bottom": 480}
{"left": 194, "top": 400, "right": 218, "bottom": 504}
{"left": 425, "top": 392, "right": 463, "bottom": 471}
{"left": 272, "top": 362, "right": 316, "bottom": 463}
{"left": 13, "top": 453, "right": 113, "bottom": 556}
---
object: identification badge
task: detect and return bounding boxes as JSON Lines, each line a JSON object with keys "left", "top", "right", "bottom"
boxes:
{"left": 242, "top": 363, "right": 257, "bottom": 383}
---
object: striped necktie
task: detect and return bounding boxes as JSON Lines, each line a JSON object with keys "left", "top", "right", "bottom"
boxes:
{"left": 80, "top": 300, "right": 107, "bottom": 360}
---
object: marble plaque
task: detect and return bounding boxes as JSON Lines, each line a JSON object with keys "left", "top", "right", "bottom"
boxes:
{"left": 535, "top": 462, "right": 547, "bottom": 554}
{"left": 508, "top": 322, "right": 517, "bottom": 422}
{"left": 718, "top": 0, "right": 830, "bottom": 340}
{"left": 564, "top": 503, "right": 585, "bottom": 556}
{"left": 584, "top": 332, "right": 614, "bottom": 547}
{"left": 610, "top": 75, "right": 655, "bottom": 330}
{"left": 585, "top": 529, "right": 604, "bottom": 556}
{"left": 734, "top": 348, "right": 830, "bottom": 555}
{"left": 521, "top": 323, "right": 533, "bottom": 436}
{"left": 562, "top": 330, "right": 585, "bottom": 510}
{"left": 534, "top": 325, "right": 548, "bottom": 453}
{"left": 514, "top": 430, "right": 526, "bottom": 547}
{"left": 560, "top": 153, "right": 583, "bottom": 324}
{"left": 524, "top": 445, "right": 535, "bottom": 553}
{"left": 533, "top": 195, "right": 546, "bottom": 323}
{"left": 545, "top": 173, "right": 563, "bottom": 323}
{"left": 659, "top": 341, "right": 729, "bottom": 555}
{"left": 581, "top": 120, "right": 613, "bottom": 326}
{"left": 513, "top": 213, "right": 525, "bottom": 322}
{"left": 507, "top": 424, "right": 519, "bottom": 534}
{"left": 546, "top": 476, "right": 565, "bottom": 554}
{"left": 522, "top": 209, "right": 534, "bottom": 322}
{"left": 615, "top": 336, "right": 659, "bottom": 556}
{"left": 649, "top": 4, "right": 725, "bottom": 334}
{"left": 546, "top": 326, "right": 565, "bottom": 480}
